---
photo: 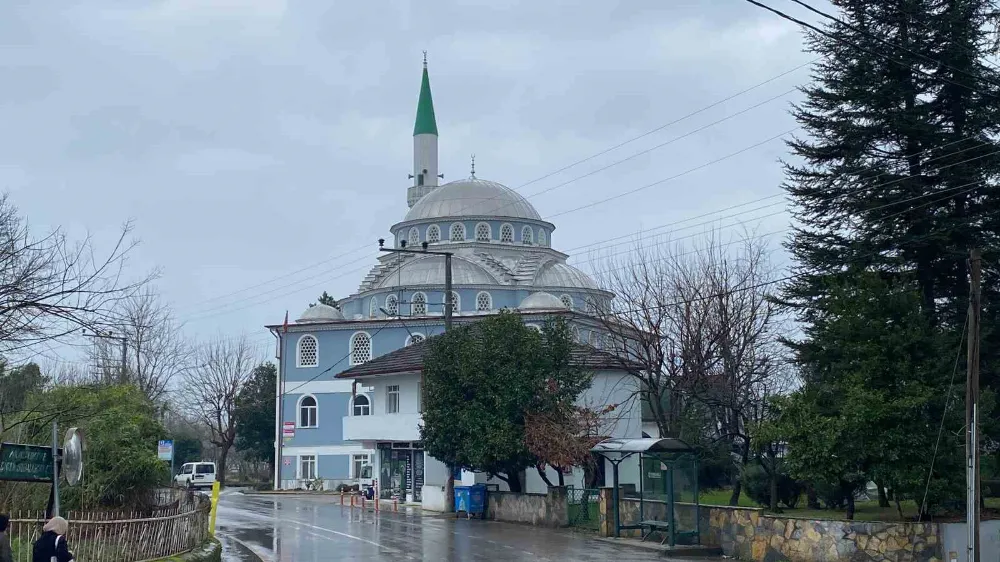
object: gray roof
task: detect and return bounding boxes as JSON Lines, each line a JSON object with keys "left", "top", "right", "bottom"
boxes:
{"left": 403, "top": 178, "right": 542, "bottom": 222}
{"left": 591, "top": 438, "right": 694, "bottom": 455}
{"left": 533, "top": 262, "right": 598, "bottom": 290}
{"left": 518, "top": 291, "right": 567, "bottom": 310}
{"left": 374, "top": 255, "right": 497, "bottom": 288}
{"left": 297, "top": 303, "right": 345, "bottom": 323}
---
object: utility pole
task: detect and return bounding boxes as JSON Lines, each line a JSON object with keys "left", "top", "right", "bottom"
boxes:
{"left": 82, "top": 329, "right": 127, "bottom": 383}
{"left": 378, "top": 238, "right": 454, "bottom": 511}
{"left": 966, "top": 249, "right": 981, "bottom": 562}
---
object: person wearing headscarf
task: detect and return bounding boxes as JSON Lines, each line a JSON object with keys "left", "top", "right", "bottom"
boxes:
{"left": 0, "top": 513, "right": 13, "bottom": 562}
{"left": 32, "top": 516, "right": 74, "bottom": 562}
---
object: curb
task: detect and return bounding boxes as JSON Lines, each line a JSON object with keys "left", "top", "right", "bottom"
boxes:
{"left": 148, "top": 538, "right": 222, "bottom": 562}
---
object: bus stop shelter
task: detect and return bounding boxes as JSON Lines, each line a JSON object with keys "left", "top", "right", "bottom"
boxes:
{"left": 591, "top": 437, "right": 700, "bottom": 546}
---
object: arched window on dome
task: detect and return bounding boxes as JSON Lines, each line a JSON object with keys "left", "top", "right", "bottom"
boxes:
{"left": 521, "top": 226, "right": 534, "bottom": 245}
{"left": 369, "top": 297, "right": 378, "bottom": 318}
{"left": 411, "top": 292, "right": 427, "bottom": 315}
{"left": 538, "top": 228, "right": 547, "bottom": 247}
{"left": 450, "top": 223, "right": 466, "bottom": 242}
{"left": 298, "top": 395, "right": 318, "bottom": 428}
{"left": 297, "top": 335, "right": 318, "bottom": 368}
{"left": 560, "top": 294, "right": 574, "bottom": 309}
{"left": 426, "top": 225, "right": 440, "bottom": 243}
{"left": 405, "top": 333, "right": 426, "bottom": 346}
{"left": 500, "top": 224, "right": 514, "bottom": 243}
{"left": 475, "top": 222, "right": 491, "bottom": 242}
{"left": 476, "top": 291, "right": 492, "bottom": 312}
{"left": 350, "top": 332, "right": 372, "bottom": 366}
{"left": 408, "top": 227, "right": 419, "bottom": 246}
{"left": 445, "top": 291, "right": 460, "bottom": 314}
{"left": 385, "top": 294, "right": 399, "bottom": 316}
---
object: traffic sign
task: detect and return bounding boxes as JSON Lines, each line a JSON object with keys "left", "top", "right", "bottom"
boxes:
{"left": 0, "top": 443, "right": 54, "bottom": 483}
{"left": 157, "top": 440, "right": 173, "bottom": 461}
{"left": 283, "top": 457, "right": 291, "bottom": 466}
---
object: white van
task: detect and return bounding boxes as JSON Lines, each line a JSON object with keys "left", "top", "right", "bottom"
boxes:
{"left": 174, "top": 462, "right": 217, "bottom": 489}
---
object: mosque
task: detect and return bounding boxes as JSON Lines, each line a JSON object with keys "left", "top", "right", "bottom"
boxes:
{"left": 268, "top": 58, "right": 642, "bottom": 507}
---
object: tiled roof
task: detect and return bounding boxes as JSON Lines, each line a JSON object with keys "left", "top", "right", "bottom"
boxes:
{"left": 334, "top": 335, "right": 638, "bottom": 379}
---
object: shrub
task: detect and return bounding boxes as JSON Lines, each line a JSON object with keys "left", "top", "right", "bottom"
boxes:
{"left": 741, "top": 462, "right": 802, "bottom": 509}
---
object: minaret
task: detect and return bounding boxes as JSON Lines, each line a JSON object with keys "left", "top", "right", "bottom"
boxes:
{"left": 408, "top": 53, "right": 440, "bottom": 208}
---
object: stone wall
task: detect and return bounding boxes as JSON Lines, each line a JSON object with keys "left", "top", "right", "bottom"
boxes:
{"left": 597, "top": 489, "right": 948, "bottom": 561}
{"left": 486, "top": 487, "right": 569, "bottom": 527}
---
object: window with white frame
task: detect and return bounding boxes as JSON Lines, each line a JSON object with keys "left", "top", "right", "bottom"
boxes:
{"left": 352, "top": 394, "right": 370, "bottom": 416}
{"left": 475, "top": 222, "right": 491, "bottom": 242}
{"left": 447, "top": 291, "right": 460, "bottom": 313}
{"left": 560, "top": 294, "right": 574, "bottom": 309}
{"left": 369, "top": 297, "right": 378, "bottom": 318}
{"left": 500, "top": 223, "right": 514, "bottom": 243}
{"left": 385, "top": 294, "right": 399, "bottom": 316}
{"left": 521, "top": 225, "right": 534, "bottom": 245}
{"left": 385, "top": 385, "right": 400, "bottom": 414}
{"left": 538, "top": 228, "right": 547, "bottom": 246}
{"left": 426, "top": 224, "right": 440, "bottom": 243}
{"left": 411, "top": 292, "right": 427, "bottom": 315}
{"left": 476, "top": 291, "right": 492, "bottom": 312}
{"left": 406, "top": 333, "right": 426, "bottom": 346}
{"left": 299, "top": 455, "right": 316, "bottom": 480}
{"left": 589, "top": 331, "right": 604, "bottom": 350}
{"left": 297, "top": 335, "right": 318, "bottom": 367}
{"left": 572, "top": 325, "right": 582, "bottom": 343}
{"left": 408, "top": 227, "right": 419, "bottom": 246}
{"left": 352, "top": 454, "right": 370, "bottom": 479}
{"left": 298, "top": 395, "right": 318, "bottom": 427}
{"left": 450, "top": 223, "right": 466, "bottom": 241}
{"left": 527, "top": 324, "right": 542, "bottom": 333}
{"left": 350, "top": 332, "right": 372, "bottom": 365}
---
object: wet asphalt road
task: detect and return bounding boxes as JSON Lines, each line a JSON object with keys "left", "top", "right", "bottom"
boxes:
{"left": 216, "top": 492, "right": 711, "bottom": 561}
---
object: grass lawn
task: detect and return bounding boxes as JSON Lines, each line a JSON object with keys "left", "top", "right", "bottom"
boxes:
{"left": 696, "top": 488, "right": 1000, "bottom": 522}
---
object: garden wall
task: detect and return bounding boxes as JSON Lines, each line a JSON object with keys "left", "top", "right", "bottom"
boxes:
{"left": 486, "top": 487, "right": 568, "bottom": 527}
{"left": 599, "top": 490, "right": 949, "bottom": 561}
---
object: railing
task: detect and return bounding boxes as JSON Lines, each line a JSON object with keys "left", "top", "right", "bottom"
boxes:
{"left": 7, "top": 490, "right": 211, "bottom": 562}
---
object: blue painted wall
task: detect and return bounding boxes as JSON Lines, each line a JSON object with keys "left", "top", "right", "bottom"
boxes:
{"left": 281, "top": 392, "right": 350, "bottom": 447}
{"left": 279, "top": 454, "right": 350, "bottom": 481}
{"left": 392, "top": 219, "right": 552, "bottom": 247}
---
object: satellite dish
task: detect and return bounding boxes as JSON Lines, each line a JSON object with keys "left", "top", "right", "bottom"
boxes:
{"left": 62, "top": 427, "right": 84, "bottom": 487}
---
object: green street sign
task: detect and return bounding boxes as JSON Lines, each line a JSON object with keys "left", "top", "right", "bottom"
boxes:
{"left": 0, "top": 443, "right": 55, "bottom": 483}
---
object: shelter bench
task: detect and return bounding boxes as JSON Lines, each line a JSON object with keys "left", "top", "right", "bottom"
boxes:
{"left": 639, "top": 520, "right": 672, "bottom": 545}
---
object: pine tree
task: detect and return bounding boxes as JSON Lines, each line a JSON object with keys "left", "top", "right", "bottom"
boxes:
{"left": 779, "top": 0, "right": 1000, "bottom": 509}
{"left": 316, "top": 291, "right": 339, "bottom": 309}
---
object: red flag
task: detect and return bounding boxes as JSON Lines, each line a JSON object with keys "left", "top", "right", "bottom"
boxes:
{"left": 282, "top": 311, "right": 289, "bottom": 333}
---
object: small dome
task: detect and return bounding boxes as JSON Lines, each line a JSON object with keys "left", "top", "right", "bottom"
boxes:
{"left": 296, "top": 303, "right": 345, "bottom": 323}
{"left": 404, "top": 178, "right": 542, "bottom": 222}
{"left": 519, "top": 292, "right": 568, "bottom": 311}
{"left": 374, "top": 255, "right": 496, "bottom": 288}
{"left": 533, "top": 262, "right": 598, "bottom": 290}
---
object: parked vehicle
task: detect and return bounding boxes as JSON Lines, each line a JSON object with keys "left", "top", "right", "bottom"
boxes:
{"left": 174, "top": 462, "right": 217, "bottom": 489}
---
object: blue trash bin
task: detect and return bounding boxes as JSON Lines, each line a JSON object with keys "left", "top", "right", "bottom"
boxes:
{"left": 454, "top": 484, "right": 487, "bottom": 519}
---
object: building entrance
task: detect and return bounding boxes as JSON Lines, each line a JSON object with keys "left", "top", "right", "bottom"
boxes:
{"left": 377, "top": 442, "right": 424, "bottom": 501}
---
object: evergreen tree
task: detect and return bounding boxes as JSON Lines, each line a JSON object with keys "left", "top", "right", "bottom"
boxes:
{"left": 780, "top": 0, "right": 1000, "bottom": 507}
{"left": 316, "top": 291, "right": 339, "bottom": 309}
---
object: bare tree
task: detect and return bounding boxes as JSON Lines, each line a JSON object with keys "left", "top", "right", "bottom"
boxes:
{"left": 87, "top": 287, "right": 193, "bottom": 404}
{"left": 0, "top": 195, "right": 151, "bottom": 353}
{"left": 189, "top": 335, "right": 260, "bottom": 486}
{"left": 592, "top": 229, "right": 791, "bottom": 505}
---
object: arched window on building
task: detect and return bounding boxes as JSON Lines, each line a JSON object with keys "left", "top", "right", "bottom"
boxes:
{"left": 500, "top": 223, "right": 514, "bottom": 243}
{"left": 408, "top": 227, "right": 419, "bottom": 246}
{"left": 426, "top": 225, "right": 440, "bottom": 243}
{"left": 385, "top": 294, "right": 399, "bottom": 316}
{"left": 350, "top": 332, "right": 372, "bottom": 365}
{"left": 446, "top": 291, "right": 460, "bottom": 313}
{"left": 521, "top": 225, "right": 534, "bottom": 245}
{"left": 297, "top": 335, "right": 318, "bottom": 367}
{"left": 560, "top": 294, "right": 574, "bottom": 309}
{"left": 411, "top": 292, "right": 427, "bottom": 315}
{"left": 450, "top": 223, "right": 466, "bottom": 242}
{"left": 476, "top": 291, "right": 492, "bottom": 312}
{"left": 298, "top": 395, "right": 318, "bottom": 427}
{"left": 352, "top": 395, "right": 370, "bottom": 416}
{"left": 526, "top": 324, "right": 542, "bottom": 333}
{"left": 369, "top": 297, "right": 378, "bottom": 318}
{"left": 475, "top": 222, "right": 491, "bottom": 242}
{"left": 572, "top": 325, "right": 582, "bottom": 343}
{"left": 538, "top": 229, "right": 547, "bottom": 246}
{"left": 405, "top": 333, "right": 426, "bottom": 346}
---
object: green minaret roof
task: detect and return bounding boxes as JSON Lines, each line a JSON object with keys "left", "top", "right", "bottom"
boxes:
{"left": 413, "top": 59, "right": 438, "bottom": 136}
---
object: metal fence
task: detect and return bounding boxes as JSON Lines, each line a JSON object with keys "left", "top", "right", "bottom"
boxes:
{"left": 567, "top": 487, "right": 600, "bottom": 530}
{"left": 7, "top": 490, "right": 211, "bottom": 562}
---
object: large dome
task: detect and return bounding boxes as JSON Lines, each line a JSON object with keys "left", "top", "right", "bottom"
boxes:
{"left": 404, "top": 178, "right": 542, "bottom": 222}
{"left": 533, "top": 262, "right": 598, "bottom": 289}
{"left": 374, "top": 255, "right": 497, "bottom": 288}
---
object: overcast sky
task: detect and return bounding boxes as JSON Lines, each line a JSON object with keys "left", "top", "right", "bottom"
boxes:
{"left": 0, "top": 0, "right": 817, "bottom": 365}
